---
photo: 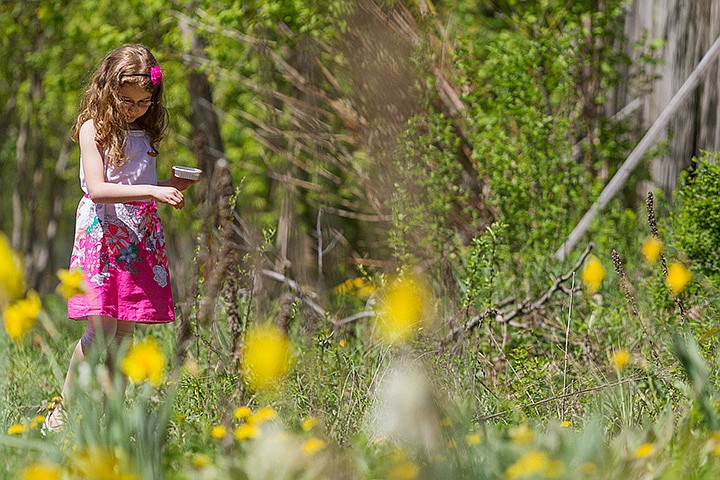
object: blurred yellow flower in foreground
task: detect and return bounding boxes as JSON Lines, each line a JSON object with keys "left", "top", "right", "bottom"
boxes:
{"left": 242, "top": 324, "right": 292, "bottom": 391}
{"left": 249, "top": 405, "right": 277, "bottom": 424}
{"left": 8, "top": 423, "right": 25, "bottom": 435}
{"left": 642, "top": 237, "right": 663, "bottom": 265}
{"left": 210, "top": 424, "right": 227, "bottom": 439}
{"left": 302, "top": 416, "right": 320, "bottom": 432}
{"left": 0, "top": 232, "right": 25, "bottom": 306}
{"left": 505, "top": 450, "right": 550, "bottom": 479}
{"left": 234, "top": 406, "right": 251, "bottom": 420}
{"left": 667, "top": 262, "right": 692, "bottom": 295}
{"left": 3, "top": 291, "right": 41, "bottom": 342}
{"left": 20, "top": 462, "right": 63, "bottom": 480}
{"left": 376, "top": 275, "right": 431, "bottom": 344}
{"left": 388, "top": 461, "right": 419, "bottom": 480}
{"left": 120, "top": 338, "right": 166, "bottom": 387}
{"left": 509, "top": 424, "right": 534, "bottom": 444}
{"left": 191, "top": 453, "right": 212, "bottom": 467}
{"left": 56, "top": 268, "right": 86, "bottom": 300}
{"left": 466, "top": 432, "right": 482, "bottom": 445}
{"left": 235, "top": 423, "right": 260, "bottom": 441}
{"left": 634, "top": 442, "right": 655, "bottom": 458}
{"left": 30, "top": 415, "right": 46, "bottom": 430}
{"left": 302, "top": 437, "right": 326, "bottom": 456}
{"left": 611, "top": 349, "right": 631, "bottom": 372}
{"left": 72, "top": 446, "right": 138, "bottom": 480}
{"left": 577, "top": 462, "right": 598, "bottom": 475}
{"left": 581, "top": 255, "right": 606, "bottom": 294}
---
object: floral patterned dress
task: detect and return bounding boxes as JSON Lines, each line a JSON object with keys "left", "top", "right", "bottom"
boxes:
{"left": 67, "top": 130, "right": 174, "bottom": 323}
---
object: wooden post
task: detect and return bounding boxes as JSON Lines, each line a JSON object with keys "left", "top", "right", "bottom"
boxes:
{"left": 555, "top": 34, "right": 720, "bottom": 261}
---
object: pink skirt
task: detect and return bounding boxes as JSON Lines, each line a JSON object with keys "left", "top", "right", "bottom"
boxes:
{"left": 67, "top": 195, "right": 175, "bottom": 323}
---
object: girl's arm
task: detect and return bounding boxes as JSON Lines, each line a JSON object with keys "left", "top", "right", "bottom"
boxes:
{"left": 80, "top": 119, "right": 185, "bottom": 209}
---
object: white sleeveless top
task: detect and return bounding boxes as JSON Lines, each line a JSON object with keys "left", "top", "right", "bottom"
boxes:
{"left": 80, "top": 130, "right": 158, "bottom": 195}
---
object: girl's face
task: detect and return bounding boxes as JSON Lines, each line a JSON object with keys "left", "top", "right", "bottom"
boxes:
{"left": 118, "top": 84, "right": 153, "bottom": 124}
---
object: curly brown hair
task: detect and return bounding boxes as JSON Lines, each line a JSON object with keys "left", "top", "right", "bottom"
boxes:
{"left": 73, "top": 45, "right": 169, "bottom": 167}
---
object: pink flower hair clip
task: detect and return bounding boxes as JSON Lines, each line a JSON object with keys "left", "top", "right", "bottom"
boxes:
{"left": 150, "top": 65, "right": 162, "bottom": 85}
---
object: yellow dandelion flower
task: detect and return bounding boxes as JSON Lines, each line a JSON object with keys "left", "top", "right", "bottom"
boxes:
{"left": 191, "top": 453, "right": 212, "bottom": 467}
{"left": 440, "top": 417, "right": 452, "bottom": 427}
{"left": 302, "top": 416, "right": 320, "bottom": 432}
{"left": 210, "top": 424, "right": 226, "bottom": 439}
{"left": 388, "top": 461, "right": 419, "bottom": 480}
{"left": 235, "top": 423, "right": 260, "bottom": 441}
{"left": 339, "top": 339, "right": 347, "bottom": 347}
{"left": 3, "top": 291, "right": 41, "bottom": 342}
{"left": 72, "top": 446, "right": 138, "bottom": 480}
{"left": 509, "top": 424, "right": 534, "bottom": 444}
{"left": 302, "top": 437, "right": 326, "bottom": 456}
{"left": 357, "top": 284, "right": 377, "bottom": 298}
{"left": 334, "top": 277, "right": 376, "bottom": 298}
{"left": 465, "top": 432, "right": 482, "bottom": 445}
{"left": 708, "top": 431, "right": 720, "bottom": 451}
{"left": 8, "top": 423, "right": 25, "bottom": 435}
{"left": 120, "top": 338, "right": 166, "bottom": 387}
{"left": 55, "top": 268, "right": 86, "bottom": 300}
{"left": 713, "top": 442, "right": 720, "bottom": 457}
{"left": 20, "top": 462, "right": 63, "bottom": 480}
{"left": 30, "top": 415, "right": 46, "bottom": 430}
{"left": 181, "top": 357, "right": 201, "bottom": 378}
{"left": 581, "top": 255, "right": 606, "bottom": 294}
{"left": 642, "top": 237, "right": 663, "bottom": 265}
{"left": 634, "top": 442, "right": 655, "bottom": 458}
{"left": 0, "top": 232, "right": 25, "bottom": 306}
{"left": 234, "top": 406, "right": 252, "bottom": 420}
{"left": 376, "top": 275, "right": 431, "bottom": 344}
{"left": 667, "top": 262, "right": 692, "bottom": 295}
{"left": 249, "top": 405, "right": 277, "bottom": 425}
{"left": 560, "top": 420, "right": 571, "bottom": 428}
{"left": 505, "top": 450, "right": 550, "bottom": 479}
{"left": 334, "top": 279, "right": 353, "bottom": 295}
{"left": 576, "top": 462, "right": 598, "bottom": 475}
{"left": 611, "top": 349, "right": 631, "bottom": 372}
{"left": 545, "top": 460, "right": 566, "bottom": 478}
{"left": 242, "top": 324, "right": 292, "bottom": 391}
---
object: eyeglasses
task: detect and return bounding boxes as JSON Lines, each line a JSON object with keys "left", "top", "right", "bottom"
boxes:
{"left": 120, "top": 98, "right": 153, "bottom": 109}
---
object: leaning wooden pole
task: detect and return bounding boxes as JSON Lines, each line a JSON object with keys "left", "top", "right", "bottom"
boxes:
{"left": 555, "top": 34, "right": 720, "bottom": 261}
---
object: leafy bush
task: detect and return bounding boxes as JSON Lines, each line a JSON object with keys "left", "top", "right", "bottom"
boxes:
{"left": 670, "top": 152, "right": 720, "bottom": 289}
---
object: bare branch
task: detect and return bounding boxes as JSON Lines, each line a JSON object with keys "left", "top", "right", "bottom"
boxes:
{"left": 440, "top": 243, "right": 594, "bottom": 347}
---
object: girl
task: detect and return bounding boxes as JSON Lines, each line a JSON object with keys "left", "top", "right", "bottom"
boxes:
{"left": 46, "top": 45, "right": 195, "bottom": 430}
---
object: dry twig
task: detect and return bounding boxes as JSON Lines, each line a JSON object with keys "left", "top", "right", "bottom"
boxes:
{"left": 439, "top": 243, "right": 594, "bottom": 347}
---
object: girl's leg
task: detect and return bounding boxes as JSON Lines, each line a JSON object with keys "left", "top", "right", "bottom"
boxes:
{"left": 106, "top": 320, "right": 135, "bottom": 389}
{"left": 46, "top": 316, "right": 122, "bottom": 430}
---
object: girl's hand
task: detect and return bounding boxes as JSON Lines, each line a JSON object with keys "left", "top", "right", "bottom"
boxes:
{"left": 152, "top": 186, "right": 185, "bottom": 209}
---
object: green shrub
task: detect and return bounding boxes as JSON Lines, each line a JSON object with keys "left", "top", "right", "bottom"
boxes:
{"left": 670, "top": 151, "right": 720, "bottom": 289}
